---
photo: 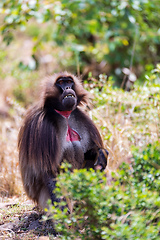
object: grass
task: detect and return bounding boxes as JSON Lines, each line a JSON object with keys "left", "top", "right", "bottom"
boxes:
{"left": 91, "top": 80, "right": 160, "bottom": 170}
{"left": 0, "top": 99, "right": 23, "bottom": 197}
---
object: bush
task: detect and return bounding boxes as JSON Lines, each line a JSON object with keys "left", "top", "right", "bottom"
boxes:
{"left": 131, "top": 141, "right": 160, "bottom": 190}
{"left": 46, "top": 155, "right": 160, "bottom": 239}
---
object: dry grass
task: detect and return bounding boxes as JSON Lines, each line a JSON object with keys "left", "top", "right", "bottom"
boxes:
{"left": 0, "top": 99, "right": 24, "bottom": 198}
{"left": 92, "top": 106, "right": 131, "bottom": 170}
{"left": 91, "top": 85, "right": 160, "bottom": 172}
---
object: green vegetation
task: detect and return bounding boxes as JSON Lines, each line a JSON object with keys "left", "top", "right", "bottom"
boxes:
{"left": 46, "top": 148, "right": 160, "bottom": 240}
{"left": 1, "top": 0, "right": 160, "bottom": 82}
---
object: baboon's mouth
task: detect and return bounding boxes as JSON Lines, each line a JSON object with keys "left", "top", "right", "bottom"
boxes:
{"left": 63, "top": 93, "right": 75, "bottom": 99}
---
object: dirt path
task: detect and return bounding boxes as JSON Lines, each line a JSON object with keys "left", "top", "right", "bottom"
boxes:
{"left": 0, "top": 199, "right": 57, "bottom": 240}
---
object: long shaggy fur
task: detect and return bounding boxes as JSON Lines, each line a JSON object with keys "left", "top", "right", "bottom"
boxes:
{"left": 18, "top": 72, "right": 105, "bottom": 207}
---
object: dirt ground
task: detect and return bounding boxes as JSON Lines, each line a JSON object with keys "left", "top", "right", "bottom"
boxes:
{"left": 0, "top": 198, "right": 58, "bottom": 240}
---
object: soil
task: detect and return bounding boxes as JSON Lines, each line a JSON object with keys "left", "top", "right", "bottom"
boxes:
{"left": 0, "top": 199, "right": 58, "bottom": 240}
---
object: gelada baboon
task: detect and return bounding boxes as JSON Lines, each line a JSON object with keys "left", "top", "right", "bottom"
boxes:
{"left": 18, "top": 72, "right": 108, "bottom": 209}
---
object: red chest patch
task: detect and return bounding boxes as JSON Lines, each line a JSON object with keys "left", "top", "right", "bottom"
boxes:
{"left": 55, "top": 109, "right": 81, "bottom": 142}
{"left": 66, "top": 125, "right": 81, "bottom": 142}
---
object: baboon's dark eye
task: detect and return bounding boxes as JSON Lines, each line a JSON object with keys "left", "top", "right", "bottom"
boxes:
{"left": 58, "top": 80, "right": 63, "bottom": 85}
{"left": 67, "top": 80, "right": 72, "bottom": 84}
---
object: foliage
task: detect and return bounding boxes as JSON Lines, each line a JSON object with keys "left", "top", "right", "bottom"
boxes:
{"left": 132, "top": 141, "right": 160, "bottom": 191}
{"left": 45, "top": 156, "right": 160, "bottom": 240}
{"left": 0, "top": 0, "right": 160, "bottom": 81}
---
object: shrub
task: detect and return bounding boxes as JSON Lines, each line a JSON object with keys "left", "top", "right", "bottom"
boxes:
{"left": 132, "top": 141, "right": 160, "bottom": 191}
{"left": 46, "top": 156, "right": 160, "bottom": 239}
